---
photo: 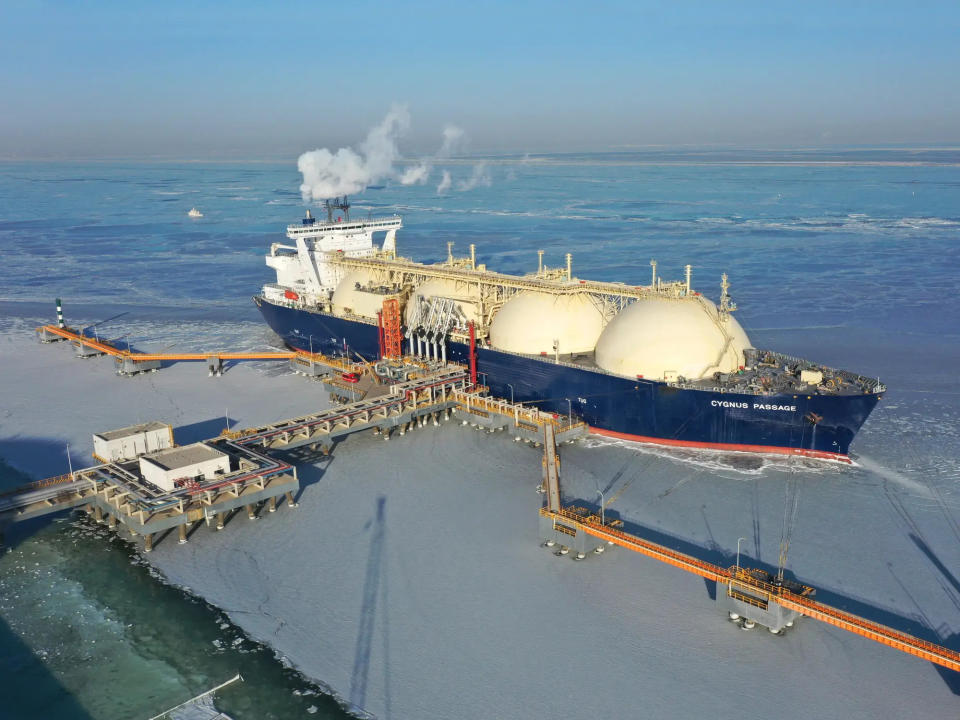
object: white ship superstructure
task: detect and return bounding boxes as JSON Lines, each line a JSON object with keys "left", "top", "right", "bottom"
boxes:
{"left": 262, "top": 197, "right": 401, "bottom": 306}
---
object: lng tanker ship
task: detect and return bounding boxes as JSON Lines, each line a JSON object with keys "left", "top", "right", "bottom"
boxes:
{"left": 255, "top": 199, "right": 884, "bottom": 462}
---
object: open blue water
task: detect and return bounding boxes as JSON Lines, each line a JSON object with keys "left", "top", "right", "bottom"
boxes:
{"left": 1, "top": 150, "right": 959, "bottom": 718}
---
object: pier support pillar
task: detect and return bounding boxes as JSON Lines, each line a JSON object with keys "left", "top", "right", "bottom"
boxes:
{"left": 107, "top": 513, "right": 117, "bottom": 529}
{"left": 285, "top": 491, "right": 297, "bottom": 508}
{"left": 143, "top": 533, "right": 153, "bottom": 553}
{"left": 178, "top": 523, "right": 188, "bottom": 544}
{"left": 93, "top": 505, "right": 103, "bottom": 524}
{"left": 268, "top": 496, "right": 277, "bottom": 513}
{"left": 215, "top": 512, "right": 224, "bottom": 530}
{"left": 246, "top": 503, "right": 257, "bottom": 520}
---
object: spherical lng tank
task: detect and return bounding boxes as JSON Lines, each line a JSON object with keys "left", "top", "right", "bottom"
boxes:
{"left": 331, "top": 271, "right": 384, "bottom": 319}
{"left": 489, "top": 291, "right": 605, "bottom": 355}
{"left": 594, "top": 296, "right": 752, "bottom": 380}
{"left": 404, "top": 278, "right": 482, "bottom": 329}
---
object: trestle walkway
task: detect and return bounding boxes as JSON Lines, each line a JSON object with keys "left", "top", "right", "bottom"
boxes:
{"left": 539, "top": 456, "right": 960, "bottom": 674}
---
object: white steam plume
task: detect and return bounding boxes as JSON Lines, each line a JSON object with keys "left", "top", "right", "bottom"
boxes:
{"left": 298, "top": 105, "right": 411, "bottom": 202}
{"left": 436, "top": 170, "right": 452, "bottom": 194}
{"left": 399, "top": 164, "right": 430, "bottom": 185}
{"left": 456, "top": 162, "right": 492, "bottom": 191}
{"left": 403, "top": 124, "right": 466, "bottom": 187}
{"left": 296, "top": 110, "right": 487, "bottom": 200}
{"left": 437, "top": 125, "right": 465, "bottom": 158}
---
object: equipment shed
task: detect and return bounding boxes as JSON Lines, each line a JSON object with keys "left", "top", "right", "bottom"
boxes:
{"left": 93, "top": 421, "right": 173, "bottom": 462}
{"left": 138, "top": 443, "right": 230, "bottom": 492}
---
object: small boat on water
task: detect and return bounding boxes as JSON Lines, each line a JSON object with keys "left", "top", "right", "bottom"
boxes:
{"left": 188, "top": 208, "right": 204, "bottom": 218}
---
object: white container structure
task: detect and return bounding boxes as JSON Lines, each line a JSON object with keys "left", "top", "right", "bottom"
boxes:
{"left": 138, "top": 443, "right": 230, "bottom": 492}
{"left": 93, "top": 421, "right": 173, "bottom": 463}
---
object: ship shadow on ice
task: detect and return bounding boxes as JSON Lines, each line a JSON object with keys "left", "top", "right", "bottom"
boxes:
{"left": 575, "top": 498, "right": 960, "bottom": 694}
{"left": 0, "top": 614, "right": 95, "bottom": 720}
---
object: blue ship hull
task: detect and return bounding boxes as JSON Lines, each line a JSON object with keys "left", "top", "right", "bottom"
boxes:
{"left": 256, "top": 298, "right": 879, "bottom": 460}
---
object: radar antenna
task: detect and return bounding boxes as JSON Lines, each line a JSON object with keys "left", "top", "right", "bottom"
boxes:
{"left": 324, "top": 196, "right": 351, "bottom": 223}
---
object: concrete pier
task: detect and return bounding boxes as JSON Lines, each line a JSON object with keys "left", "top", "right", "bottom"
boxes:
{"left": 717, "top": 568, "right": 807, "bottom": 633}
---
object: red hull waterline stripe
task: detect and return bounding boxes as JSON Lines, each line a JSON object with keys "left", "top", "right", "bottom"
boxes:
{"left": 590, "top": 427, "right": 853, "bottom": 464}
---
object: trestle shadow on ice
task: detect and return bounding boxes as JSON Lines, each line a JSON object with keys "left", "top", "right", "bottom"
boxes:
{"left": 0, "top": 437, "right": 79, "bottom": 485}
{"left": 173, "top": 416, "right": 236, "bottom": 444}
{"left": 274, "top": 442, "right": 339, "bottom": 504}
{"left": 568, "top": 493, "right": 960, "bottom": 695}
{"left": 0, "top": 614, "right": 95, "bottom": 719}
{"left": 934, "top": 631, "right": 960, "bottom": 694}
{"left": 349, "top": 495, "right": 392, "bottom": 718}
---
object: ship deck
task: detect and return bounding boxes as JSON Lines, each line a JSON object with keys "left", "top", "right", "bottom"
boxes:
{"left": 524, "top": 347, "right": 882, "bottom": 398}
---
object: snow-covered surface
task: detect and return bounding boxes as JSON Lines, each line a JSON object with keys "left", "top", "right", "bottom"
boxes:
{"left": 2, "top": 327, "right": 957, "bottom": 719}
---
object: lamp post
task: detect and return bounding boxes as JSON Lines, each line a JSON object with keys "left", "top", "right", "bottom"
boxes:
{"left": 565, "top": 398, "right": 572, "bottom": 426}
{"left": 596, "top": 489, "right": 605, "bottom": 526}
{"left": 736, "top": 536, "right": 747, "bottom": 572}
{"left": 507, "top": 383, "right": 514, "bottom": 404}
{"left": 66, "top": 442, "right": 74, "bottom": 481}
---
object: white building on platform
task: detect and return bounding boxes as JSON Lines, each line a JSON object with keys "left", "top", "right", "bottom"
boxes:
{"left": 93, "top": 421, "right": 173, "bottom": 463}
{"left": 138, "top": 443, "right": 230, "bottom": 492}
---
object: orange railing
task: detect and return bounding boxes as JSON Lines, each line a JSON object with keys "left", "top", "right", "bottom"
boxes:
{"left": 542, "top": 506, "right": 960, "bottom": 673}
{"left": 454, "top": 391, "right": 587, "bottom": 433}
{"left": 0, "top": 472, "right": 83, "bottom": 499}
{"left": 38, "top": 324, "right": 370, "bottom": 367}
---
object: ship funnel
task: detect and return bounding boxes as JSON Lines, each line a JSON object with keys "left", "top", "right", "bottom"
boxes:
{"left": 470, "top": 244, "right": 476, "bottom": 270}
{"left": 650, "top": 259, "right": 657, "bottom": 287}
{"left": 305, "top": 209, "right": 312, "bottom": 219}
{"left": 538, "top": 250, "right": 544, "bottom": 276}
{"left": 566, "top": 253, "right": 572, "bottom": 282}
{"left": 685, "top": 264, "right": 692, "bottom": 294}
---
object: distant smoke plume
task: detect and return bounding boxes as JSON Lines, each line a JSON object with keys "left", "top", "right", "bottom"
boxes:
{"left": 402, "top": 124, "right": 466, "bottom": 187}
{"left": 437, "top": 125, "right": 465, "bottom": 157}
{"left": 298, "top": 105, "right": 410, "bottom": 202}
{"left": 456, "top": 162, "right": 492, "bottom": 191}
{"left": 436, "top": 170, "right": 452, "bottom": 194}
{"left": 399, "top": 163, "right": 430, "bottom": 186}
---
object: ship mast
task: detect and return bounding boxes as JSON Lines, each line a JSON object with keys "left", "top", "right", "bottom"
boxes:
{"left": 324, "top": 196, "right": 351, "bottom": 223}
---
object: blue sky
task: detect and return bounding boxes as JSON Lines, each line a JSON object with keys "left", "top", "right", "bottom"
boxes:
{"left": 1, "top": 1, "right": 958, "bottom": 158}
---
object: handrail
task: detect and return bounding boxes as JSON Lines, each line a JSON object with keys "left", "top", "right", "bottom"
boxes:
{"left": 0, "top": 472, "right": 81, "bottom": 499}
{"left": 37, "top": 325, "right": 368, "bottom": 368}
{"left": 454, "top": 390, "right": 587, "bottom": 432}
{"left": 542, "top": 506, "right": 960, "bottom": 673}
{"left": 331, "top": 253, "right": 689, "bottom": 301}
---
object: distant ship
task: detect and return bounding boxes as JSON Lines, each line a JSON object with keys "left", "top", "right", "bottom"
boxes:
{"left": 188, "top": 208, "right": 203, "bottom": 218}
{"left": 255, "top": 198, "right": 883, "bottom": 462}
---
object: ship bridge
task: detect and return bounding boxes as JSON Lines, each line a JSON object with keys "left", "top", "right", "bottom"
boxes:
{"left": 285, "top": 215, "right": 402, "bottom": 240}
{"left": 266, "top": 201, "right": 404, "bottom": 305}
